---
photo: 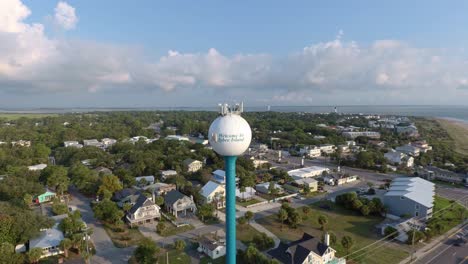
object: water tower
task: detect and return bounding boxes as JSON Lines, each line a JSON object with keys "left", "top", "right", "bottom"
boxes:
{"left": 209, "top": 102, "right": 252, "bottom": 264}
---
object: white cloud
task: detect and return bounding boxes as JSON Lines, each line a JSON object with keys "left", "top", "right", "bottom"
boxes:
{"left": 54, "top": 1, "right": 78, "bottom": 30}
{"left": 0, "top": 0, "right": 468, "bottom": 105}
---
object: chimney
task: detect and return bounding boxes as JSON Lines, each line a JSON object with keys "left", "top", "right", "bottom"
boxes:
{"left": 301, "top": 156, "right": 305, "bottom": 167}
{"left": 324, "top": 232, "right": 330, "bottom": 246}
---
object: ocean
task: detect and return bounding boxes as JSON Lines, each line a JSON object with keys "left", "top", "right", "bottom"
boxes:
{"left": 1, "top": 105, "right": 468, "bottom": 122}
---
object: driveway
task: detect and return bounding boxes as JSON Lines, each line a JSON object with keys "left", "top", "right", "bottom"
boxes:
{"left": 68, "top": 187, "right": 135, "bottom": 264}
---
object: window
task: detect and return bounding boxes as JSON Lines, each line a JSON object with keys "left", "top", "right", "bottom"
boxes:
{"left": 415, "top": 204, "right": 419, "bottom": 210}
{"left": 415, "top": 211, "right": 419, "bottom": 216}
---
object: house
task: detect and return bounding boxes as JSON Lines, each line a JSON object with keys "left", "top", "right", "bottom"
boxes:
{"left": 112, "top": 188, "right": 141, "bottom": 207}
{"left": 197, "top": 231, "right": 226, "bottom": 259}
{"left": 268, "top": 233, "right": 345, "bottom": 264}
{"left": 337, "top": 144, "right": 350, "bottom": 153}
{"left": 255, "top": 182, "right": 284, "bottom": 194}
{"left": 164, "top": 190, "right": 197, "bottom": 217}
{"left": 29, "top": 215, "right": 66, "bottom": 259}
{"left": 183, "top": 158, "right": 203, "bottom": 173}
{"left": 395, "top": 125, "right": 419, "bottom": 137}
{"left": 101, "top": 138, "right": 117, "bottom": 148}
{"left": 135, "top": 175, "right": 155, "bottom": 186}
{"left": 236, "top": 187, "right": 256, "bottom": 201}
{"left": 299, "top": 146, "right": 321, "bottom": 158}
{"left": 126, "top": 194, "right": 161, "bottom": 227}
{"left": 81, "top": 159, "right": 95, "bottom": 167}
{"left": 83, "top": 139, "right": 104, "bottom": 148}
{"left": 313, "top": 135, "right": 326, "bottom": 140}
{"left": 319, "top": 144, "right": 336, "bottom": 154}
{"left": 200, "top": 181, "right": 225, "bottom": 209}
{"left": 369, "top": 140, "right": 386, "bottom": 148}
{"left": 138, "top": 182, "right": 177, "bottom": 196}
{"left": 34, "top": 190, "right": 56, "bottom": 204}
{"left": 383, "top": 177, "right": 435, "bottom": 219}
{"left": 395, "top": 144, "right": 421, "bottom": 157}
{"left": 411, "top": 141, "right": 432, "bottom": 153}
{"left": 342, "top": 131, "right": 381, "bottom": 139}
{"left": 384, "top": 150, "right": 414, "bottom": 167}
{"left": 28, "top": 164, "right": 47, "bottom": 171}
{"left": 11, "top": 140, "right": 31, "bottom": 147}
{"left": 64, "top": 141, "right": 83, "bottom": 148}
{"left": 288, "top": 166, "right": 330, "bottom": 179}
{"left": 293, "top": 178, "right": 318, "bottom": 192}
{"left": 211, "top": 169, "right": 240, "bottom": 185}
{"left": 335, "top": 174, "right": 358, "bottom": 185}
{"left": 165, "top": 135, "right": 190, "bottom": 141}
{"left": 161, "top": 170, "right": 178, "bottom": 181}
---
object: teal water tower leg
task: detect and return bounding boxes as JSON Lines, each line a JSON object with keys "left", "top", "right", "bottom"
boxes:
{"left": 224, "top": 156, "right": 237, "bottom": 264}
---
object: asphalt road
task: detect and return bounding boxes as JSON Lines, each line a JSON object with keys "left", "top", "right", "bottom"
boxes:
{"left": 68, "top": 187, "right": 135, "bottom": 264}
{"left": 414, "top": 225, "right": 468, "bottom": 264}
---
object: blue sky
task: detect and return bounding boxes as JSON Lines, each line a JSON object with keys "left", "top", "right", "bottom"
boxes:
{"left": 2, "top": 0, "right": 468, "bottom": 107}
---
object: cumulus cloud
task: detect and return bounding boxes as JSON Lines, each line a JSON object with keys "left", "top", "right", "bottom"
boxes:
{"left": 54, "top": 1, "right": 78, "bottom": 30}
{"left": 0, "top": 0, "right": 468, "bottom": 105}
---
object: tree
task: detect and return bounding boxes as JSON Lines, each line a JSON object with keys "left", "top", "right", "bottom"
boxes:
{"left": 406, "top": 229, "right": 426, "bottom": 245}
{"left": 268, "top": 182, "right": 278, "bottom": 195}
{"left": 174, "top": 239, "right": 186, "bottom": 251}
{"left": 23, "top": 194, "right": 33, "bottom": 207}
{"left": 317, "top": 215, "right": 328, "bottom": 230}
{"left": 197, "top": 204, "right": 214, "bottom": 223}
{"left": 122, "top": 202, "right": 132, "bottom": 213}
{"left": 302, "top": 206, "right": 311, "bottom": 215}
{"left": 134, "top": 238, "right": 159, "bottom": 264}
{"left": 360, "top": 205, "right": 370, "bottom": 216}
{"left": 341, "top": 236, "right": 354, "bottom": 257}
{"left": 154, "top": 196, "right": 164, "bottom": 207}
{"left": 27, "top": 247, "right": 43, "bottom": 264}
{"left": 156, "top": 222, "right": 166, "bottom": 235}
{"left": 97, "top": 175, "right": 123, "bottom": 199}
{"left": 42, "top": 166, "right": 70, "bottom": 195}
{"left": 252, "top": 232, "right": 275, "bottom": 251}
{"left": 52, "top": 201, "right": 69, "bottom": 215}
{"left": 303, "top": 184, "right": 311, "bottom": 194}
{"left": 0, "top": 242, "right": 23, "bottom": 264}
{"left": 60, "top": 238, "right": 73, "bottom": 258}
{"left": 244, "top": 211, "right": 254, "bottom": 223}
{"left": 93, "top": 199, "right": 124, "bottom": 224}
{"left": 288, "top": 209, "right": 301, "bottom": 228}
{"left": 278, "top": 208, "right": 288, "bottom": 230}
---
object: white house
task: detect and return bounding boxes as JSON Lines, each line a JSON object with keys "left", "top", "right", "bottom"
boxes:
{"left": 29, "top": 215, "right": 67, "bottom": 259}
{"left": 384, "top": 150, "right": 414, "bottom": 167}
{"left": 236, "top": 187, "right": 256, "bottom": 201}
{"left": 183, "top": 158, "right": 203, "bottom": 173}
{"left": 198, "top": 231, "right": 226, "bottom": 260}
{"left": 288, "top": 166, "right": 330, "bottom": 179}
{"left": 319, "top": 144, "right": 336, "bottom": 154}
{"left": 299, "top": 146, "right": 321, "bottom": 158}
{"left": 83, "top": 139, "right": 104, "bottom": 148}
{"left": 135, "top": 176, "right": 155, "bottom": 186}
{"left": 126, "top": 194, "right": 161, "bottom": 227}
{"left": 28, "top": 164, "right": 48, "bottom": 171}
{"left": 11, "top": 140, "right": 31, "bottom": 147}
{"left": 211, "top": 169, "right": 240, "bottom": 185}
{"left": 161, "top": 170, "right": 178, "bottom": 180}
{"left": 200, "top": 181, "right": 226, "bottom": 209}
{"left": 255, "top": 182, "right": 284, "bottom": 194}
{"left": 64, "top": 141, "right": 83, "bottom": 148}
{"left": 395, "top": 144, "right": 421, "bottom": 157}
{"left": 101, "top": 138, "right": 117, "bottom": 148}
{"left": 165, "top": 135, "right": 190, "bottom": 141}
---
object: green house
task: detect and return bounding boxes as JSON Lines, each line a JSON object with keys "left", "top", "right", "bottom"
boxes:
{"left": 34, "top": 190, "right": 56, "bottom": 204}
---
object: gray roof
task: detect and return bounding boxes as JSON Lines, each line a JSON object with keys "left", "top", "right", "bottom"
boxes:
{"left": 129, "top": 194, "right": 156, "bottom": 214}
{"left": 384, "top": 177, "right": 435, "bottom": 207}
{"left": 268, "top": 233, "right": 331, "bottom": 264}
{"left": 164, "top": 190, "right": 188, "bottom": 205}
{"left": 201, "top": 181, "right": 223, "bottom": 198}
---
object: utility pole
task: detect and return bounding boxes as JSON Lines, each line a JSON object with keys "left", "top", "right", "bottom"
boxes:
{"left": 410, "top": 228, "right": 416, "bottom": 262}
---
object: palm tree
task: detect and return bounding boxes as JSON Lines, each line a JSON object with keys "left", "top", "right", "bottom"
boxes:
{"left": 317, "top": 215, "right": 328, "bottom": 230}
{"left": 278, "top": 208, "right": 288, "bottom": 230}
{"left": 60, "top": 238, "right": 72, "bottom": 258}
{"left": 341, "top": 236, "right": 354, "bottom": 257}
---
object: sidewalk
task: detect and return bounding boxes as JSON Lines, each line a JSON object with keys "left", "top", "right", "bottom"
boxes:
{"left": 399, "top": 220, "right": 468, "bottom": 264}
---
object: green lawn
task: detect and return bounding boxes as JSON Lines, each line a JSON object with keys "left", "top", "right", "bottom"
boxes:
{"left": 103, "top": 223, "right": 145, "bottom": 248}
{"left": 159, "top": 224, "right": 194, "bottom": 237}
{"left": 157, "top": 249, "right": 191, "bottom": 264}
{"left": 431, "top": 196, "right": 468, "bottom": 233}
{"left": 257, "top": 201, "right": 409, "bottom": 264}
{"left": 200, "top": 256, "right": 225, "bottom": 264}
{"left": 237, "top": 198, "right": 262, "bottom": 207}
{"left": 0, "top": 113, "right": 58, "bottom": 120}
{"left": 236, "top": 223, "right": 264, "bottom": 244}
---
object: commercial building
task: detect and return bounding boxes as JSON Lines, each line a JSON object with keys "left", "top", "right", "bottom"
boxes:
{"left": 288, "top": 166, "right": 330, "bottom": 180}
{"left": 299, "top": 146, "right": 322, "bottom": 158}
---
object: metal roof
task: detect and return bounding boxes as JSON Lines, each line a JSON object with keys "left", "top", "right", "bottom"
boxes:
{"left": 384, "top": 177, "right": 434, "bottom": 208}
